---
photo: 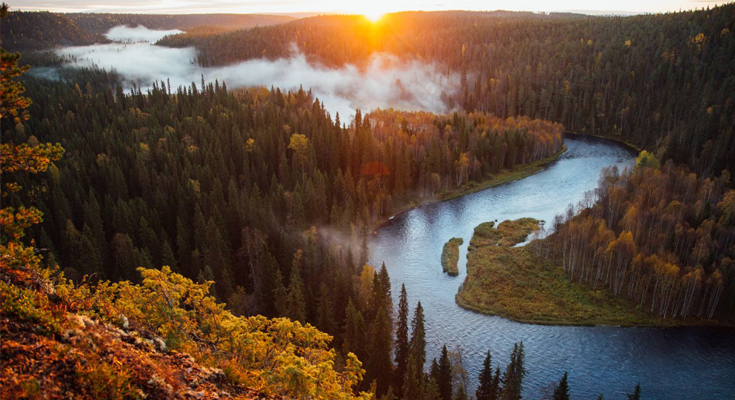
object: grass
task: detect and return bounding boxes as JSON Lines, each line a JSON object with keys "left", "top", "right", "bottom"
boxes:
{"left": 441, "top": 238, "right": 464, "bottom": 276}
{"left": 456, "top": 218, "right": 731, "bottom": 327}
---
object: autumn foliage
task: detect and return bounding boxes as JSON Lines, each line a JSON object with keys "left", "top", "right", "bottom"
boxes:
{"left": 538, "top": 161, "right": 734, "bottom": 320}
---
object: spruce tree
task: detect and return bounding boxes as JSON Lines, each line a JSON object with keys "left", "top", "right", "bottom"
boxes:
{"left": 501, "top": 342, "right": 526, "bottom": 400}
{"left": 552, "top": 372, "right": 570, "bottom": 400}
{"left": 403, "top": 302, "right": 426, "bottom": 400}
{"left": 627, "top": 384, "right": 641, "bottom": 400}
{"left": 343, "top": 298, "right": 367, "bottom": 364}
{"left": 476, "top": 351, "right": 493, "bottom": 400}
{"left": 402, "top": 354, "right": 423, "bottom": 400}
{"left": 438, "top": 345, "right": 453, "bottom": 400}
{"left": 454, "top": 385, "right": 468, "bottom": 400}
{"left": 490, "top": 367, "right": 501, "bottom": 400}
{"left": 286, "top": 255, "right": 306, "bottom": 323}
{"left": 409, "top": 302, "right": 426, "bottom": 370}
{"left": 430, "top": 358, "right": 440, "bottom": 383}
{"left": 368, "top": 304, "right": 394, "bottom": 396}
{"left": 424, "top": 378, "right": 441, "bottom": 400}
{"left": 394, "top": 284, "right": 410, "bottom": 397}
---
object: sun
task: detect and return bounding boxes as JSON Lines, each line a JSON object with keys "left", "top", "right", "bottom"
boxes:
{"left": 363, "top": 10, "right": 386, "bottom": 22}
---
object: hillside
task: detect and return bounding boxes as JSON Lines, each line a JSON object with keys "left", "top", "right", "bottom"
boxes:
{"left": 1, "top": 264, "right": 270, "bottom": 399}
{"left": 0, "top": 11, "right": 294, "bottom": 52}
{"left": 66, "top": 13, "right": 295, "bottom": 34}
{"left": 0, "top": 257, "right": 368, "bottom": 399}
{"left": 0, "top": 11, "right": 108, "bottom": 51}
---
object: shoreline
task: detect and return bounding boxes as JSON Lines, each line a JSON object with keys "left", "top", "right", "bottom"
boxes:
{"left": 455, "top": 294, "right": 735, "bottom": 328}
{"left": 370, "top": 135, "right": 733, "bottom": 329}
{"left": 563, "top": 131, "right": 641, "bottom": 157}
{"left": 456, "top": 219, "right": 735, "bottom": 329}
{"left": 370, "top": 145, "right": 568, "bottom": 232}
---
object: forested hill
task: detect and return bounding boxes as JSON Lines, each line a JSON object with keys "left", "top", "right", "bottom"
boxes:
{"left": 65, "top": 13, "right": 295, "bottom": 34}
{"left": 0, "top": 11, "right": 294, "bottom": 52}
{"left": 0, "top": 11, "right": 108, "bottom": 51}
{"left": 160, "top": 5, "right": 735, "bottom": 177}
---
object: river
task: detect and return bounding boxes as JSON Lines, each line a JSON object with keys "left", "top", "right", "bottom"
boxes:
{"left": 368, "top": 136, "right": 735, "bottom": 399}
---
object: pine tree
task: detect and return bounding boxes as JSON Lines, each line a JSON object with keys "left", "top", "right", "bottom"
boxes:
{"left": 402, "top": 354, "right": 423, "bottom": 400}
{"left": 273, "top": 268, "right": 289, "bottom": 317}
{"left": 501, "top": 342, "right": 526, "bottom": 400}
{"left": 381, "top": 386, "right": 397, "bottom": 400}
{"left": 403, "top": 302, "right": 426, "bottom": 400}
{"left": 438, "top": 345, "right": 453, "bottom": 400}
{"left": 430, "top": 358, "right": 440, "bottom": 383}
{"left": 627, "top": 384, "right": 641, "bottom": 400}
{"left": 454, "top": 385, "right": 468, "bottom": 400}
{"left": 80, "top": 224, "right": 103, "bottom": 277}
{"left": 490, "top": 367, "right": 501, "bottom": 400}
{"left": 394, "top": 284, "right": 410, "bottom": 397}
{"left": 286, "top": 251, "right": 306, "bottom": 323}
{"left": 316, "top": 282, "right": 336, "bottom": 334}
{"left": 343, "top": 298, "right": 367, "bottom": 364}
{"left": 552, "top": 372, "right": 570, "bottom": 400}
{"left": 160, "top": 239, "right": 178, "bottom": 271}
{"left": 409, "top": 302, "right": 426, "bottom": 370}
{"left": 424, "top": 378, "right": 441, "bottom": 400}
{"left": 476, "top": 351, "right": 493, "bottom": 400}
{"left": 368, "top": 304, "right": 394, "bottom": 396}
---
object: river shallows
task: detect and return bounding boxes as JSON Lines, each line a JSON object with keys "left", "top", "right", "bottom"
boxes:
{"left": 368, "top": 136, "right": 735, "bottom": 399}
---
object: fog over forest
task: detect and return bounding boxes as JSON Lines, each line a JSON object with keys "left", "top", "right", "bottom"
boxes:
{"left": 56, "top": 25, "right": 458, "bottom": 118}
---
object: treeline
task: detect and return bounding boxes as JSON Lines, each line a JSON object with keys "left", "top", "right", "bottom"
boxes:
{"left": 534, "top": 157, "right": 735, "bottom": 320}
{"left": 161, "top": 5, "right": 735, "bottom": 176}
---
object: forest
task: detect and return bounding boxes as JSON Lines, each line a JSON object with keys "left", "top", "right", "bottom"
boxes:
{"left": 2, "top": 54, "right": 562, "bottom": 397}
{"left": 160, "top": 5, "right": 735, "bottom": 176}
{"left": 2, "top": 2, "right": 735, "bottom": 398}
{"left": 0, "top": 11, "right": 293, "bottom": 52}
{"left": 533, "top": 157, "right": 735, "bottom": 320}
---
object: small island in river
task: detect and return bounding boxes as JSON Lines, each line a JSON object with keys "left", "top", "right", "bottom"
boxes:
{"left": 441, "top": 238, "right": 464, "bottom": 276}
{"left": 455, "top": 218, "right": 718, "bottom": 326}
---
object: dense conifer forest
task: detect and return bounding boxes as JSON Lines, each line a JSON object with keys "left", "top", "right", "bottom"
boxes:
{"left": 3, "top": 63, "right": 562, "bottom": 396}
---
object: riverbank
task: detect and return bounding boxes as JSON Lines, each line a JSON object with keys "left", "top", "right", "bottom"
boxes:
{"left": 563, "top": 131, "right": 641, "bottom": 156}
{"left": 456, "top": 218, "right": 733, "bottom": 327}
{"left": 370, "top": 146, "right": 567, "bottom": 232}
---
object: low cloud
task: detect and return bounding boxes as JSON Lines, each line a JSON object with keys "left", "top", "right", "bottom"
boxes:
{"left": 56, "top": 26, "right": 458, "bottom": 119}
{"left": 105, "top": 25, "right": 184, "bottom": 43}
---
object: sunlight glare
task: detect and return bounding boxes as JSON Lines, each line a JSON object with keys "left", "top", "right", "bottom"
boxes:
{"left": 363, "top": 10, "right": 385, "bottom": 22}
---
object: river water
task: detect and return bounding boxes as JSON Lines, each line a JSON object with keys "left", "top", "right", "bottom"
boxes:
{"left": 368, "top": 136, "right": 735, "bottom": 399}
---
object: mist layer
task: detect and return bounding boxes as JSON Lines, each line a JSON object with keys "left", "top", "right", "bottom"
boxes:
{"left": 56, "top": 26, "right": 458, "bottom": 118}
{"left": 105, "top": 25, "right": 184, "bottom": 43}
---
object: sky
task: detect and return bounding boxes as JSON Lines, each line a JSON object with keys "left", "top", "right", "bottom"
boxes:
{"left": 11, "top": 0, "right": 731, "bottom": 16}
